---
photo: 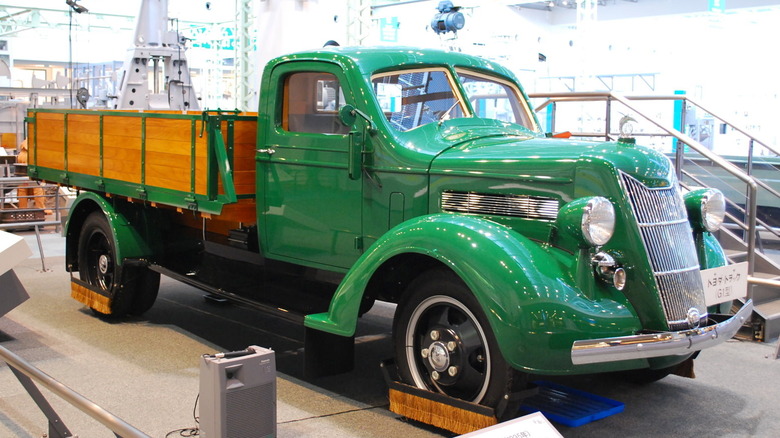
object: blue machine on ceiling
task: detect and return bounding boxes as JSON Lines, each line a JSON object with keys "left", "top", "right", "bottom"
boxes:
{"left": 430, "top": 1, "right": 465, "bottom": 35}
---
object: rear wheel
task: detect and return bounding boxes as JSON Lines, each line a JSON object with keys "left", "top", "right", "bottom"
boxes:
{"left": 393, "top": 269, "right": 525, "bottom": 411}
{"left": 78, "top": 211, "right": 159, "bottom": 317}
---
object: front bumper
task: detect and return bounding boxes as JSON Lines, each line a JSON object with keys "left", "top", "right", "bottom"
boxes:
{"left": 571, "top": 300, "right": 753, "bottom": 365}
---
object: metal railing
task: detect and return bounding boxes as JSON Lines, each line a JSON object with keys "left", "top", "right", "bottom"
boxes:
{"left": 0, "top": 344, "right": 149, "bottom": 437}
{"left": 0, "top": 176, "right": 66, "bottom": 271}
{"left": 530, "top": 91, "right": 766, "bottom": 296}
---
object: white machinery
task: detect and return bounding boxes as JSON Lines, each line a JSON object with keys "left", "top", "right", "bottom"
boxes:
{"left": 199, "top": 346, "right": 277, "bottom": 438}
{"left": 113, "top": 0, "right": 199, "bottom": 110}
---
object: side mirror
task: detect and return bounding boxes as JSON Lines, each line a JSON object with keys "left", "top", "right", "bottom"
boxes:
{"left": 339, "top": 104, "right": 377, "bottom": 135}
{"left": 339, "top": 104, "right": 358, "bottom": 127}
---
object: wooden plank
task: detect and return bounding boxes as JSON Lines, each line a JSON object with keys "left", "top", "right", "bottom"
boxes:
{"left": 35, "top": 112, "right": 65, "bottom": 171}
{"left": 145, "top": 150, "right": 196, "bottom": 170}
{"left": 27, "top": 120, "right": 36, "bottom": 165}
{"left": 233, "top": 171, "right": 255, "bottom": 195}
{"left": 145, "top": 137, "right": 206, "bottom": 157}
{"left": 145, "top": 160, "right": 192, "bottom": 192}
{"left": 103, "top": 152, "right": 141, "bottom": 183}
{"left": 68, "top": 152, "right": 101, "bottom": 176}
{"left": 229, "top": 119, "right": 257, "bottom": 193}
{"left": 145, "top": 118, "right": 198, "bottom": 145}
{"left": 102, "top": 115, "right": 143, "bottom": 138}
{"left": 101, "top": 115, "right": 142, "bottom": 184}
{"left": 193, "top": 135, "right": 207, "bottom": 195}
{"left": 218, "top": 199, "right": 257, "bottom": 223}
{"left": 36, "top": 147, "right": 65, "bottom": 170}
{"left": 66, "top": 114, "right": 102, "bottom": 176}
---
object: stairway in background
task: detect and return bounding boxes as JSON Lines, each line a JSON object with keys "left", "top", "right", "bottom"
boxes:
{"left": 718, "top": 226, "right": 780, "bottom": 340}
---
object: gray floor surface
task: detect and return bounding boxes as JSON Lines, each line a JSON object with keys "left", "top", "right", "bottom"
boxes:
{"left": 1, "top": 230, "right": 779, "bottom": 437}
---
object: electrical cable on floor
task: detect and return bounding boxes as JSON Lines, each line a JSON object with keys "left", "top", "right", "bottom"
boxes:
{"left": 165, "top": 393, "right": 200, "bottom": 437}
{"left": 277, "top": 404, "right": 390, "bottom": 425}
{"left": 165, "top": 428, "right": 199, "bottom": 437}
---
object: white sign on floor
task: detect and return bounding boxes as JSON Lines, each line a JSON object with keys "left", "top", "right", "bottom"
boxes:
{"left": 457, "top": 412, "right": 563, "bottom": 438}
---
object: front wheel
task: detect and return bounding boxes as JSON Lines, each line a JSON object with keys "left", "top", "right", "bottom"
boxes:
{"left": 393, "top": 269, "right": 525, "bottom": 410}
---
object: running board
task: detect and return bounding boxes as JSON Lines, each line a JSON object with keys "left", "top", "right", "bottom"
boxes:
{"left": 148, "top": 264, "right": 305, "bottom": 325}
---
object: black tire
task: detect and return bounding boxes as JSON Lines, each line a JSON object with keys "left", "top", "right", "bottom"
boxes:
{"left": 393, "top": 268, "right": 525, "bottom": 410}
{"left": 615, "top": 360, "right": 687, "bottom": 384}
{"left": 77, "top": 211, "right": 159, "bottom": 317}
{"left": 127, "top": 267, "right": 160, "bottom": 315}
{"left": 616, "top": 367, "right": 675, "bottom": 384}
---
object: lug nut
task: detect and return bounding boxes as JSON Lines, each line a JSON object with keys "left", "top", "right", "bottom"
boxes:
{"left": 421, "top": 348, "right": 429, "bottom": 358}
{"left": 447, "top": 341, "right": 457, "bottom": 352}
{"left": 431, "top": 371, "right": 440, "bottom": 380}
{"left": 448, "top": 366, "right": 458, "bottom": 377}
{"left": 430, "top": 330, "right": 440, "bottom": 341}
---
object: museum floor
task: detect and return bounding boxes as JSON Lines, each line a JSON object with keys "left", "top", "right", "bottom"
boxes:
{"left": 2, "top": 230, "right": 779, "bottom": 437}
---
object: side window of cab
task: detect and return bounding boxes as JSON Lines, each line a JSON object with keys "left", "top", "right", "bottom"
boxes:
{"left": 282, "top": 72, "right": 350, "bottom": 135}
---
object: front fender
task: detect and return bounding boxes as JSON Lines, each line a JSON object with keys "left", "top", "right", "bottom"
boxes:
{"left": 698, "top": 231, "right": 727, "bottom": 269}
{"left": 66, "top": 193, "right": 159, "bottom": 271}
{"left": 305, "top": 213, "right": 639, "bottom": 373}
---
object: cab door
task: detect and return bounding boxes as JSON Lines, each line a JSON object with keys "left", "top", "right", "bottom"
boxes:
{"left": 257, "top": 61, "right": 363, "bottom": 270}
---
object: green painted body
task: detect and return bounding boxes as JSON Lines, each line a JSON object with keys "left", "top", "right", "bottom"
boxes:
{"left": 33, "top": 47, "right": 727, "bottom": 375}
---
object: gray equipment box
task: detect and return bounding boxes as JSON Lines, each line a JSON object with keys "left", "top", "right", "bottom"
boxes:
{"left": 199, "top": 346, "right": 276, "bottom": 438}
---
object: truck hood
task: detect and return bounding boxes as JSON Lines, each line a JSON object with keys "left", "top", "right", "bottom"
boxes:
{"left": 430, "top": 131, "right": 674, "bottom": 187}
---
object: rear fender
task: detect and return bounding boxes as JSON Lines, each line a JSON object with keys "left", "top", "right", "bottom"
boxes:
{"left": 66, "top": 193, "right": 160, "bottom": 271}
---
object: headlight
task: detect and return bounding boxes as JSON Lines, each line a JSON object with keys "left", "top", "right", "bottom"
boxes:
{"left": 684, "top": 188, "right": 725, "bottom": 232}
{"left": 557, "top": 196, "right": 616, "bottom": 247}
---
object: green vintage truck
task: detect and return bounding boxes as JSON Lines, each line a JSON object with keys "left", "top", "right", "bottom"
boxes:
{"left": 26, "top": 47, "right": 751, "bottom": 411}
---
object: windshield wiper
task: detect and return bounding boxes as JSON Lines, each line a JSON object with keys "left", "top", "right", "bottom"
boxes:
{"left": 438, "top": 99, "right": 461, "bottom": 126}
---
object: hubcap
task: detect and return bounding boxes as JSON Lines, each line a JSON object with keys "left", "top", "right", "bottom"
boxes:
{"left": 405, "top": 295, "right": 491, "bottom": 403}
{"left": 87, "top": 231, "right": 113, "bottom": 292}
{"left": 427, "top": 341, "right": 450, "bottom": 372}
{"left": 98, "top": 254, "right": 110, "bottom": 275}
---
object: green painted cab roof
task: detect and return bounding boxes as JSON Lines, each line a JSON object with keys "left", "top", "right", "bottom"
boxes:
{"left": 265, "top": 46, "right": 520, "bottom": 80}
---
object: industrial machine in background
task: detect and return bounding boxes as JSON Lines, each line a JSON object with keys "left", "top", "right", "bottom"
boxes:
{"left": 113, "top": 0, "right": 200, "bottom": 110}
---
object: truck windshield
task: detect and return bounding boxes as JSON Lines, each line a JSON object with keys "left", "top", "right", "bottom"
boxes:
{"left": 455, "top": 69, "right": 537, "bottom": 131}
{"left": 371, "top": 67, "right": 537, "bottom": 133}
{"left": 371, "top": 68, "right": 465, "bottom": 132}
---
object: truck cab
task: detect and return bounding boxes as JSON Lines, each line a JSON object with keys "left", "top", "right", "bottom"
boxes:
{"left": 255, "top": 47, "right": 749, "bottom": 405}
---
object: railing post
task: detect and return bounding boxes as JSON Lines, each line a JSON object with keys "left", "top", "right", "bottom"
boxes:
{"left": 746, "top": 139, "right": 755, "bottom": 176}
{"left": 8, "top": 366, "right": 73, "bottom": 438}
{"left": 605, "top": 97, "right": 611, "bottom": 141}
{"left": 0, "top": 344, "right": 151, "bottom": 438}
{"left": 674, "top": 96, "right": 686, "bottom": 181}
{"left": 547, "top": 101, "right": 556, "bottom": 133}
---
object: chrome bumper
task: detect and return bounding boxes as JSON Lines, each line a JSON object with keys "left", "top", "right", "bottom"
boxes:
{"left": 571, "top": 300, "right": 753, "bottom": 366}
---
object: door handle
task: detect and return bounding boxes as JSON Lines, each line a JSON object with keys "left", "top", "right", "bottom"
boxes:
{"left": 256, "top": 148, "right": 276, "bottom": 155}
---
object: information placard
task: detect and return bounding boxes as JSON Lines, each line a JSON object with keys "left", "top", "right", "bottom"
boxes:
{"left": 700, "top": 262, "right": 748, "bottom": 306}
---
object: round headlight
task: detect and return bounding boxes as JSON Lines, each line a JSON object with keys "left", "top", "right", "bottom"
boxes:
{"left": 582, "top": 197, "right": 616, "bottom": 246}
{"left": 558, "top": 196, "right": 616, "bottom": 248}
{"left": 684, "top": 188, "right": 725, "bottom": 232}
{"left": 702, "top": 190, "right": 725, "bottom": 232}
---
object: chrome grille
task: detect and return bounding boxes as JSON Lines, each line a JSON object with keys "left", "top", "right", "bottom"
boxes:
{"left": 441, "top": 191, "right": 559, "bottom": 221}
{"left": 621, "top": 173, "right": 707, "bottom": 330}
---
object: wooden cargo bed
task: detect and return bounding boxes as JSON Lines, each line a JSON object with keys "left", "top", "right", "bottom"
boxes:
{"left": 27, "top": 109, "right": 258, "bottom": 220}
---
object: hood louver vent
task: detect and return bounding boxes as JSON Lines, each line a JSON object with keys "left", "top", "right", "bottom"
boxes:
{"left": 441, "top": 191, "right": 559, "bottom": 221}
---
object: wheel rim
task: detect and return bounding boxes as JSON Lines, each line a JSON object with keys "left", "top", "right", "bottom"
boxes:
{"left": 85, "top": 230, "right": 114, "bottom": 291}
{"left": 404, "top": 295, "right": 491, "bottom": 403}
